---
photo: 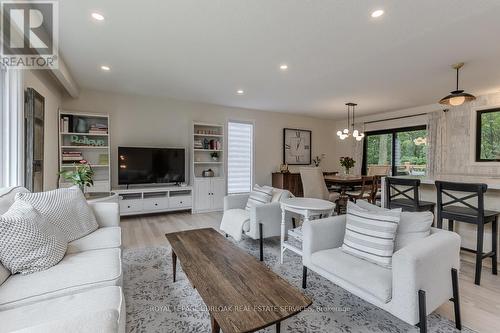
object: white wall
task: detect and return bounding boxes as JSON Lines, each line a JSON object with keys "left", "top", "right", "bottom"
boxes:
{"left": 61, "top": 89, "right": 341, "bottom": 188}
{"left": 24, "top": 70, "right": 64, "bottom": 190}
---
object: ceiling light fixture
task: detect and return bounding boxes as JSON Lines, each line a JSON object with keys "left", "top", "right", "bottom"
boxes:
{"left": 279, "top": 64, "right": 288, "bottom": 70}
{"left": 336, "top": 103, "right": 365, "bottom": 141}
{"left": 439, "top": 62, "right": 476, "bottom": 106}
{"left": 236, "top": 89, "right": 244, "bottom": 95}
{"left": 371, "top": 9, "right": 384, "bottom": 18}
{"left": 100, "top": 65, "right": 111, "bottom": 71}
{"left": 91, "top": 12, "right": 105, "bottom": 21}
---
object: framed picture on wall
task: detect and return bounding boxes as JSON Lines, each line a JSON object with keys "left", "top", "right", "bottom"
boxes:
{"left": 283, "top": 128, "right": 311, "bottom": 165}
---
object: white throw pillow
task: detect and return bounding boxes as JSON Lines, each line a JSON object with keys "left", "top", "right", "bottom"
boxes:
{"left": 16, "top": 187, "right": 98, "bottom": 242}
{"left": 245, "top": 185, "right": 273, "bottom": 211}
{"left": 355, "top": 200, "right": 433, "bottom": 251}
{"left": 342, "top": 201, "right": 401, "bottom": 268}
{"left": 0, "top": 200, "right": 67, "bottom": 275}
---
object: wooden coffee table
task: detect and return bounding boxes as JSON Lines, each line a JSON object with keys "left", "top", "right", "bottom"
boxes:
{"left": 165, "top": 228, "right": 312, "bottom": 333}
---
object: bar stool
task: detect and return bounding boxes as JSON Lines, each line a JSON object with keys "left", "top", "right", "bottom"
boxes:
{"left": 385, "top": 177, "right": 435, "bottom": 212}
{"left": 435, "top": 181, "right": 498, "bottom": 285}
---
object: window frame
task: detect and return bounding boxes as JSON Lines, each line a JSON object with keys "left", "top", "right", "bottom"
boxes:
{"left": 362, "top": 125, "right": 427, "bottom": 176}
{"left": 226, "top": 120, "right": 255, "bottom": 194}
{"left": 475, "top": 107, "right": 500, "bottom": 162}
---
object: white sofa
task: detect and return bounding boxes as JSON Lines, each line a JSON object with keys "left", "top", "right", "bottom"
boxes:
{"left": 222, "top": 188, "right": 293, "bottom": 261}
{"left": 0, "top": 187, "right": 125, "bottom": 333}
{"left": 302, "top": 214, "right": 462, "bottom": 333}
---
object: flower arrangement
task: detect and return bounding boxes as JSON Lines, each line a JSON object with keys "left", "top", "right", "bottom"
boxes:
{"left": 339, "top": 156, "right": 356, "bottom": 174}
{"left": 59, "top": 160, "right": 94, "bottom": 192}
{"left": 312, "top": 154, "right": 326, "bottom": 167}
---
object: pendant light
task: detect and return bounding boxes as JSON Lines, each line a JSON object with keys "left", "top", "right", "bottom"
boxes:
{"left": 336, "top": 103, "right": 365, "bottom": 141}
{"left": 439, "top": 62, "right": 476, "bottom": 106}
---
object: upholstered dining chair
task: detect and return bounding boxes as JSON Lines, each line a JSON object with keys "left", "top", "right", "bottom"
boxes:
{"left": 299, "top": 167, "right": 340, "bottom": 204}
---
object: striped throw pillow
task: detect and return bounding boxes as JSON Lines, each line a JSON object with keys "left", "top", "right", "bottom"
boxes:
{"left": 245, "top": 185, "right": 273, "bottom": 211}
{"left": 342, "top": 201, "right": 401, "bottom": 268}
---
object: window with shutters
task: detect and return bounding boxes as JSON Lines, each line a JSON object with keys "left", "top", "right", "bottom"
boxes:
{"left": 227, "top": 121, "right": 254, "bottom": 194}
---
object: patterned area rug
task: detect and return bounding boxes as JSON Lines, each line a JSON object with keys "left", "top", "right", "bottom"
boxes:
{"left": 123, "top": 237, "right": 472, "bottom": 333}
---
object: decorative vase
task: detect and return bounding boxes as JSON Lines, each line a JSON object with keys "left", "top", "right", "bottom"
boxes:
{"left": 344, "top": 167, "right": 351, "bottom": 175}
{"left": 76, "top": 118, "right": 88, "bottom": 133}
{"left": 212, "top": 156, "right": 218, "bottom": 161}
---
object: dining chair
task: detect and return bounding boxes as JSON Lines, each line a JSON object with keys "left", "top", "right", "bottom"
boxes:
{"left": 299, "top": 167, "right": 339, "bottom": 204}
{"left": 346, "top": 176, "right": 375, "bottom": 203}
{"left": 385, "top": 177, "right": 435, "bottom": 213}
{"left": 435, "top": 180, "right": 498, "bottom": 285}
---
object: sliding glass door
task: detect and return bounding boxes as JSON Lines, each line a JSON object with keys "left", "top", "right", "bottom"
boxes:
{"left": 362, "top": 126, "right": 428, "bottom": 176}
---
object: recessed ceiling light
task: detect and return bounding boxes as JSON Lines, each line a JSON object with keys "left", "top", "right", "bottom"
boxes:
{"left": 371, "top": 9, "right": 384, "bottom": 18}
{"left": 236, "top": 89, "right": 244, "bottom": 95}
{"left": 280, "top": 64, "right": 288, "bottom": 70}
{"left": 91, "top": 12, "right": 105, "bottom": 21}
{"left": 100, "top": 65, "right": 111, "bottom": 71}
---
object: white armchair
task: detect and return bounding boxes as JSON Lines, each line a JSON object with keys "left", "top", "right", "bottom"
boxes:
{"left": 302, "top": 215, "right": 461, "bottom": 333}
{"left": 222, "top": 189, "right": 293, "bottom": 261}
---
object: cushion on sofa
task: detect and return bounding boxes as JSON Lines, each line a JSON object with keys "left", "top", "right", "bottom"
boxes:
{"left": 67, "top": 227, "right": 122, "bottom": 254}
{"left": 0, "top": 248, "right": 122, "bottom": 311}
{"left": 0, "top": 263, "right": 9, "bottom": 286}
{"left": 16, "top": 187, "right": 99, "bottom": 242}
{"left": 342, "top": 201, "right": 401, "bottom": 268}
{"left": 355, "top": 200, "right": 433, "bottom": 251}
{"left": 0, "top": 187, "right": 29, "bottom": 215}
{"left": 311, "top": 248, "right": 392, "bottom": 303}
{"left": 0, "top": 200, "right": 68, "bottom": 275}
{"left": 245, "top": 185, "right": 273, "bottom": 211}
{"left": 0, "top": 286, "right": 124, "bottom": 333}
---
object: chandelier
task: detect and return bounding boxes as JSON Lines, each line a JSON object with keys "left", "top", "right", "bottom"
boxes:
{"left": 337, "top": 103, "right": 365, "bottom": 141}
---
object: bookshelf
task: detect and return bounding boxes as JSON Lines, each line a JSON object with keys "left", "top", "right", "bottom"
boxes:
{"left": 192, "top": 122, "right": 226, "bottom": 212}
{"left": 58, "top": 110, "right": 111, "bottom": 192}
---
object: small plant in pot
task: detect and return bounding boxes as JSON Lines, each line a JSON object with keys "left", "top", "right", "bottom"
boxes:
{"left": 59, "top": 160, "right": 94, "bottom": 193}
{"left": 312, "top": 154, "right": 326, "bottom": 167}
{"left": 211, "top": 151, "right": 219, "bottom": 161}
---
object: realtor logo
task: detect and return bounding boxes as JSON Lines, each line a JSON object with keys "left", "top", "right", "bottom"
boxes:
{"left": 1, "top": 0, "right": 58, "bottom": 68}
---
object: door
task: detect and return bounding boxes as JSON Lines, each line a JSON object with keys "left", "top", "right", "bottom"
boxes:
{"left": 211, "top": 178, "right": 226, "bottom": 211}
{"left": 24, "top": 88, "right": 45, "bottom": 192}
{"left": 194, "top": 179, "right": 211, "bottom": 211}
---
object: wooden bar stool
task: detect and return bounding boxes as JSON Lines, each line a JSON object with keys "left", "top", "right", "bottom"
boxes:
{"left": 435, "top": 181, "right": 498, "bottom": 285}
{"left": 385, "top": 177, "right": 435, "bottom": 212}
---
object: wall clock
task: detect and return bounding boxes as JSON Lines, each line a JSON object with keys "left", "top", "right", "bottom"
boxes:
{"left": 283, "top": 128, "right": 311, "bottom": 165}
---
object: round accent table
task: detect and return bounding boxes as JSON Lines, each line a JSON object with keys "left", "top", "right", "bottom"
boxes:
{"left": 280, "top": 197, "right": 335, "bottom": 264}
{"left": 85, "top": 192, "right": 119, "bottom": 204}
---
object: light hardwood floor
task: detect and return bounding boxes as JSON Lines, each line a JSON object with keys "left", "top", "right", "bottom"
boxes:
{"left": 121, "top": 211, "right": 500, "bottom": 333}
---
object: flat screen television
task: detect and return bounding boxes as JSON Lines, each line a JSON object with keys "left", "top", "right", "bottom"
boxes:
{"left": 118, "top": 147, "right": 185, "bottom": 185}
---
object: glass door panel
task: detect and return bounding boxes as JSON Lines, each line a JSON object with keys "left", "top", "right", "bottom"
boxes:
{"left": 365, "top": 133, "right": 393, "bottom": 176}
{"left": 395, "top": 129, "right": 428, "bottom": 176}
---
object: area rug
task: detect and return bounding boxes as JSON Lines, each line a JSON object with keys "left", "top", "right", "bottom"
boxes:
{"left": 123, "top": 237, "right": 472, "bottom": 333}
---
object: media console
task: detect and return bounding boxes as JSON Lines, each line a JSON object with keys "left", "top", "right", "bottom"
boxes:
{"left": 114, "top": 186, "right": 192, "bottom": 216}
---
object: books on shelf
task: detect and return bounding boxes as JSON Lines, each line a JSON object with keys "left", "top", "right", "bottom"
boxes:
{"left": 89, "top": 123, "right": 108, "bottom": 134}
{"left": 60, "top": 116, "right": 70, "bottom": 132}
{"left": 62, "top": 151, "right": 83, "bottom": 163}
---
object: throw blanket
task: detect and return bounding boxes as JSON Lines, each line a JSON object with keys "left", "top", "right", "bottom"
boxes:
{"left": 220, "top": 209, "right": 250, "bottom": 242}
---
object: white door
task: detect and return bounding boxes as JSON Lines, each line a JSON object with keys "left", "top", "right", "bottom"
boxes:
{"left": 211, "top": 178, "right": 226, "bottom": 211}
{"left": 194, "top": 179, "right": 211, "bottom": 211}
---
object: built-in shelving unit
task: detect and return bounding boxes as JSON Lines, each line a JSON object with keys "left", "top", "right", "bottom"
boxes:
{"left": 58, "top": 110, "right": 111, "bottom": 192}
{"left": 192, "top": 122, "right": 226, "bottom": 212}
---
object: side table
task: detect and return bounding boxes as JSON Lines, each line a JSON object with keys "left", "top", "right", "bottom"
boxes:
{"left": 280, "top": 198, "right": 335, "bottom": 264}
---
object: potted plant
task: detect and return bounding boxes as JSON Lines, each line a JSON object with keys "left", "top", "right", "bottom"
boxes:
{"left": 59, "top": 160, "right": 94, "bottom": 193}
{"left": 211, "top": 151, "right": 219, "bottom": 161}
{"left": 312, "top": 154, "right": 326, "bottom": 167}
{"left": 339, "top": 156, "right": 356, "bottom": 175}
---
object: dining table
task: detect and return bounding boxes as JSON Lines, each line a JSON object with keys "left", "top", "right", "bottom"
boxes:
{"left": 324, "top": 174, "right": 364, "bottom": 213}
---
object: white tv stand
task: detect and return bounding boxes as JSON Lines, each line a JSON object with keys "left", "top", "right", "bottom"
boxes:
{"left": 114, "top": 186, "right": 192, "bottom": 216}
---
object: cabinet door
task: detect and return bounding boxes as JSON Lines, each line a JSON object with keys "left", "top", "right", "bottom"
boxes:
{"left": 210, "top": 179, "right": 226, "bottom": 211}
{"left": 195, "top": 179, "right": 212, "bottom": 211}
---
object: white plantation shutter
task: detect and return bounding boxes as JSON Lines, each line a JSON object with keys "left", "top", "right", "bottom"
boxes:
{"left": 227, "top": 121, "right": 253, "bottom": 194}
